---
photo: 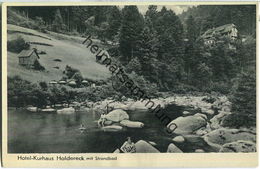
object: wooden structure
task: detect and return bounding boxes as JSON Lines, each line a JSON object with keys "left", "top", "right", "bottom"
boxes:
{"left": 18, "top": 48, "right": 40, "bottom": 68}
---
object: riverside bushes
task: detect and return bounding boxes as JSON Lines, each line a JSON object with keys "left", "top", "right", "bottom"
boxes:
{"left": 222, "top": 71, "right": 256, "bottom": 127}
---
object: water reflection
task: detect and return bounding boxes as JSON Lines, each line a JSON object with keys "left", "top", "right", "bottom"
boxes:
{"left": 8, "top": 104, "right": 214, "bottom": 153}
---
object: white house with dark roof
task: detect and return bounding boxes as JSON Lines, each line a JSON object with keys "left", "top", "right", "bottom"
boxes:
{"left": 201, "top": 24, "right": 238, "bottom": 46}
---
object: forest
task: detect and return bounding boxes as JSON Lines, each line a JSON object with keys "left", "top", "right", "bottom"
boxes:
{"left": 7, "top": 5, "right": 256, "bottom": 127}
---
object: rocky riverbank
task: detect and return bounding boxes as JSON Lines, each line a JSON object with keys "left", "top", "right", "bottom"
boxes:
{"left": 87, "top": 95, "right": 256, "bottom": 153}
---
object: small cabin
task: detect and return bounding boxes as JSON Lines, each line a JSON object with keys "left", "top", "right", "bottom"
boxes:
{"left": 18, "top": 48, "right": 40, "bottom": 68}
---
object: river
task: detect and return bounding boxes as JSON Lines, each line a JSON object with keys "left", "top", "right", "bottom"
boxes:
{"left": 8, "top": 104, "right": 214, "bottom": 153}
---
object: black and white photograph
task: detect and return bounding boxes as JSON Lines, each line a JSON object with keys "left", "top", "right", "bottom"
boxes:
{"left": 5, "top": 4, "right": 256, "bottom": 155}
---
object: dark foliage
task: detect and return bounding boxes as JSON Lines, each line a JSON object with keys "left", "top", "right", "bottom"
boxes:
{"left": 7, "top": 36, "right": 30, "bottom": 53}
{"left": 33, "top": 60, "right": 45, "bottom": 71}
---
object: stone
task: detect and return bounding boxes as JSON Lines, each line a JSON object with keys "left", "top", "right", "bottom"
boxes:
{"left": 135, "top": 140, "right": 160, "bottom": 153}
{"left": 103, "top": 120, "right": 113, "bottom": 125}
{"left": 195, "top": 149, "right": 205, "bottom": 153}
{"left": 182, "top": 111, "right": 190, "bottom": 115}
{"left": 102, "top": 125, "right": 123, "bottom": 132}
{"left": 104, "top": 109, "right": 129, "bottom": 122}
{"left": 109, "top": 102, "right": 129, "bottom": 110}
{"left": 172, "top": 136, "right": 185, "bottom": 143}
{"left": 205, "top": 109, "right": 214, "bottom": 115}
{"left": 167, "top": 143, "right": 183, "bottom": 153}
{"left": 219, "top": 140, "right": 256, "bottom": 153}
{"left": 167, "top": 115, "right": 207, "bottom": 135}
{"left": 113, "top": 149, "right": 120, "bottom": 153}
{"left": 120, "top": 120, "right": 144, "bottom": 128}
{"left": 57, "top": 107, "right": 75, "bottom": 114}
{"left": 194, "top": 113, "right": 207, "bottom": 120}
{"left": 210, "top": 111, "right": 231, "bottom": 129}
{"left": 221, "top": 106, "right": 231, "bottom": 112}
{"left": 196, "top": 127, "right": 208, "bottom": 136}
{"left": 127, "top": 101, "right": 148, "bottom": 111}
{"left": 203, "top": 128, "right": 256, "bottom": 151}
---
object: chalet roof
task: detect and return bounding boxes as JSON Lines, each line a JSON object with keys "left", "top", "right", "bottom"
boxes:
{"left": 202, "top": 24, "right": 236, "bottom": 39}
{"left": 18, "top": 48, "right": 40, "bottom": 59}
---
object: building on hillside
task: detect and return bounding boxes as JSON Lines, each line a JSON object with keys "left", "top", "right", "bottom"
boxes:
{"left": 18, "top": 48, "right": 40, "bottom": 68}
{"left": 201, "top": 24, "right": 238, "bottom": 46}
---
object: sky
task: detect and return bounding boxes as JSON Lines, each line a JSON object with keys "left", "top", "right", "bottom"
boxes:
{"left": 136, "top": 5, "right": 193, "bottom": 15}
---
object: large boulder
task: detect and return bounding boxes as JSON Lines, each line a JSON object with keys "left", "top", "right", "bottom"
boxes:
{"left": 167, "top": 115, "right": 207, "bottom": 135}
{"left": 167, "top": 143, "right": 183, "bottom": 153}
{"left": 203, "top": 128, "right": 256, "bottom": 150}
{"left": 219, "top": 140, "right": 256, "bottom": 153}
{"left": 135, "top": 140, "right": 160, "bottom": 153}
{"left": 172, "top": 136, "right": 185, "bottom": 143}
{"left": 104, "top": 109, "right": 129, "bottom": 122}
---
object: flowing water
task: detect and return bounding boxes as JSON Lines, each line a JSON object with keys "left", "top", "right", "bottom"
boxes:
{"left": 8, "top": 104, "right": 214, "bottom": 153}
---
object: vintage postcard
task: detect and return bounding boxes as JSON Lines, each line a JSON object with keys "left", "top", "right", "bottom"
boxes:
{"left": 1, "top": 1, "right": 258, "bottom": 167}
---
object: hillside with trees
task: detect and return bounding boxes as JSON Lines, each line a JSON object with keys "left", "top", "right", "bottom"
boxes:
{"left": 7, "top": 5, "right": 256, "bottom": 128}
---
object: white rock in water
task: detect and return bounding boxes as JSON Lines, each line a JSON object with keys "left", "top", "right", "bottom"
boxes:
{"left": 183, "top": 111, "right": 190, "bottom": 115}
{"left": 135, "top": 140, "right": 160, "bottom": 153}
{"left": 105, "top": 109, "right": 129, "bottom": 122}
{"left": 113, "top": 149, "right": 120, "bottom": 153}
{"left": 57, "top": 107, "right": 75, "bottom": 114}
{"left": 167, "top": 143, "right": 183, "bottom": 153}
{"left": 167, "top": 115, "right": 207, "bottom": 135}
{"left": 120, "top": 120, "right": 144, "bottom": 128}
{"left": 172, "top": 136, "right": 185, "bottom": 143}
{"left": 195, "top": 149, "right": 205, "bottom": 153}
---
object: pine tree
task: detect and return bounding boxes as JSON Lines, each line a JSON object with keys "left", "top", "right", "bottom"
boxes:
{"left": 184, "top": 15, "right": 199, "bottom": 81}
{"left": 119, "top": 6, "right": 144, "bottom": 64}
{"left": 136, "top": 18, "right": 159, "bottom": 81}
{"left": 223, "top": 71, "right": 256, "bottom": 127}
{"left": 107, "top": 6, "right": 121, "bottom": 41}
{"left": 145, "top": 5, "right": 158, "bottom": 23}
{"left": 153, "top": 7, "right": 185, "bottom": 88}
{"left": 52, "top": 9, "right": 66, "bottom": 33}
{"left": 186, "top": 15, "right": 197, "bottom": 43}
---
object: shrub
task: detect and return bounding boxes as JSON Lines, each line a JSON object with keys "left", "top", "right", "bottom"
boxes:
{"left": 222, "top": 71, "right": 256, "bottom": 127}
{"left": 7, "top": 36, "right": 30, "bottom": 53}
{"left": 33, "top": 60, "right": 45, "bottom": 71}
